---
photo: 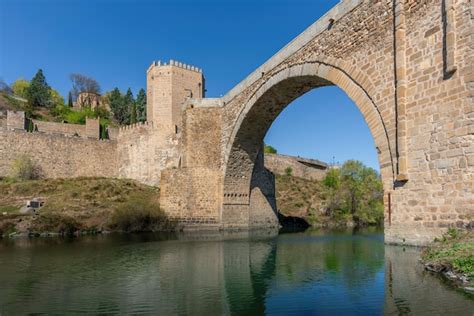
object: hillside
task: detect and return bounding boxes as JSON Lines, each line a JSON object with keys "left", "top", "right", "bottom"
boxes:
{"left": 0, "top": 178, "right": 171, "bottom": 237}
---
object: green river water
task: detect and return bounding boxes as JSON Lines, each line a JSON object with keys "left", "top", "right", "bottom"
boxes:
{"left": 0, "top": 228, "right": 472, "bottom": 315}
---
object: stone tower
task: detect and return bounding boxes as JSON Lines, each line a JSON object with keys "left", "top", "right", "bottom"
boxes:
{"left": 146, "top": 60, "right": 204, "bottom": 133}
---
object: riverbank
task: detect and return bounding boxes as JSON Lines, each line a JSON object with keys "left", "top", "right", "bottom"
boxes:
{"left": 421, "top": 229, "right": 474, "bottom": 293}
{"left": 0, "top": 177, "right": 174, "bottom": 238}
{"left": 274, "top": 173, "right": 383, "bottom": 228}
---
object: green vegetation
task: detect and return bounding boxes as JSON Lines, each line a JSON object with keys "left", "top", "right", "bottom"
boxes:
{"left": 2, "top": 70, "right": 146, "bottom": 129}
{"left": 9, "top": 155, "right": 42, "bottom": 181}
{"left": 110, "top": 195, "right": 175, "bottom": 232}
{"left": 0, "top": 177, "right": 171, "bottom": 237}
{"left": 264, "top": 144, "right": 277, "bottom": 154}
{"left": 104, "top": 87, "right": 146, "bottom": 125}
{"left": 11, "top": 78, "right": 30, "bottom": 98}
{"left": 321, "top": 160, "right": 383, "bottom": 226}
{"left": 26, "top": 69, "right": 52, "bottom": 110}
{"left": 275, "top": 160, "right": 384, "bottom": 227}
{"left": 422, "top": 229, "right": 474, "bottom": 286}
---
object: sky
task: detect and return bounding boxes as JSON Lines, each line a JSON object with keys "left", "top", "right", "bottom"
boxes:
{"left": 0, "top": 0, "right": 379, "bottom": 170}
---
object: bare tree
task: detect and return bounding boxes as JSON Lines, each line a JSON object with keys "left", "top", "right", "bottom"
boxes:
{"left": 70, "top": 73, "right": 101, "bottom": 101}
{"left": 0, "top": 78, "right": 13, "bottom": 94}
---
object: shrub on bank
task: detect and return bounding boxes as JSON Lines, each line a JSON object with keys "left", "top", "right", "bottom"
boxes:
{"left": 9, "top": 155, "right": 41, "bottom": 181}
{"left": 30, "top": 213, "right": 83, "bottom": 236}
{"left": 422, "top": 229, "right": 474, "bottom": 286}
{"left": 110, "top": 195, "right": 175, "bottom": 232}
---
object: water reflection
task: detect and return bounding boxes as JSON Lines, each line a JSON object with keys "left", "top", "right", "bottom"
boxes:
{"left": 0, "top": 229, "right": 472, "bottom": 315}
{"left": 384, "top": 245, "right": 473, "bottom": 315}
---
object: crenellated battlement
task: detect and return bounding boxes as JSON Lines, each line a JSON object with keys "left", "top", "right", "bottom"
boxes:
{"left": 147, "top": 59, "right": 202, "bottom": 73}
{"left": 117, "top": 121, "right": 153, "bottom": 135}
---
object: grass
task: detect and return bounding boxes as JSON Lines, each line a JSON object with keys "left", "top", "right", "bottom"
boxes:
{"left": 0, "top": 177, "right": 169, "bottom": 237}
{"left": 422, "top": 229, "right": 474, "bottom": 286}
{"left": 275, "top": 173, "right": 324, "bottom": 220}
{"left": 110, "top": 195, "right": 176, "bottom": 232}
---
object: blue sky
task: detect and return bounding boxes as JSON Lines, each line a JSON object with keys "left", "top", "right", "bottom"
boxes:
{"left": 0, "top": 0, "right": 378, "bottom": 170}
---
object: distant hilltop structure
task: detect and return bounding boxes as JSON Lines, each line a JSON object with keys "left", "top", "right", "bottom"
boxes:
{"left": 73, "top": 92, "right": 103, "bottom": 110}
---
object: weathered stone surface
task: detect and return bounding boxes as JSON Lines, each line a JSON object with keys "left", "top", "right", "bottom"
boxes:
{"left": 160, "top": 0, "right": 473, "bottom": 245}
{"left": 0, "top": 1, "right": 472, "bottom": 245}
{"left": 264, "top": 153, "right": 328, "bottom": 180}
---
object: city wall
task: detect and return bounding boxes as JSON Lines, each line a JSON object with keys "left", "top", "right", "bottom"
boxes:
{"left": 0, "top": 129, "right": 118, "bottom": 179}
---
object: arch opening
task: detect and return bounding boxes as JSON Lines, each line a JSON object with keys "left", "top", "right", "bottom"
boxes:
{"left": 221, "top": 63, "right": 395, "bottom": 228}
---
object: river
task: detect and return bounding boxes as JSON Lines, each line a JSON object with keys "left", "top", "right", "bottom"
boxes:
{"left": 0, "top": 228, "right": 472, "bottom": 315}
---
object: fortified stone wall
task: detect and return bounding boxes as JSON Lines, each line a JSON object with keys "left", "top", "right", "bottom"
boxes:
{"left": 0, "top": 129, "right": 117, "bottom": 179}
{"left": 32, "top": 120, "right": 87, "bottom": 137}
{"left": 117, "top": 122, "right": 180, "bottom": 186}
{"left": 181, "top": 106, "right": 222, "bottom": 168}
{"left": 264, "top": 153, "right": 328, "bottom": 180}
{"left": 160, "top": 167, "right": 221, "bottom": 227}
{"left": 146, "top": 60, "right": 204, "bottom": 134}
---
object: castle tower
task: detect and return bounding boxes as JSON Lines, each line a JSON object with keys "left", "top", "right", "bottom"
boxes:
{"left": 146, "top": 60, "right": 205, "bottom": 133}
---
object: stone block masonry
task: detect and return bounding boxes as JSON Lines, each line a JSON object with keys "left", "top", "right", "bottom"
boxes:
{"left": 0, "top": 129, "right": 117, "bottom": 179}
{"left": 0, "top": 1, "right": 472, "bottom": 245}
{"left": 264, "top": 153, "right": 328, "bottom": 180}
{"left": 160, "top": 0, "right": 474, "bottom": 245}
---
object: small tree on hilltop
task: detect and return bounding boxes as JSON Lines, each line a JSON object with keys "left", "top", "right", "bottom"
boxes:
{"left": 11, "top": 78, "right": 30, "bottom": 98}
{"left": 108, "top": 88, "right": 125, "bottom": 124}
{"left": 264, "top": 144, "right": 277, "bottom": 154}
{"left": 68, "top": 91, "right": 73, "bottom": 107}
{"left": 70, "top": 73, "right": 101, "bottom": 101}
{"left": 135, "top": 88, "right": 146, "bottom": 122}
{"left": 130, "top": 102, "right": 137, "bottom": 124}
{"left": 0, "top": 78, "right": 13, "bottom": 94}
{"left": 26, "top": 69, "right": 52, "bottom": 108}
{"left": 122, "top": 88, "right": 134, "bottom": 125}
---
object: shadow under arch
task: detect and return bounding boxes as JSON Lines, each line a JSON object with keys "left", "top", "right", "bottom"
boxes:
{"left": 222, "top": 61, "right": 395, "bottom": 224}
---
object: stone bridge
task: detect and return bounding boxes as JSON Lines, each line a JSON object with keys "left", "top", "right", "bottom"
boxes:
{"left": 159, "top": 0, "right": 473, "bottom": 245}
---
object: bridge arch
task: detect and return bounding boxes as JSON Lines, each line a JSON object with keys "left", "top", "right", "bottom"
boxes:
{"left": 221, "top": 61, "right": 395, "bottom": 227}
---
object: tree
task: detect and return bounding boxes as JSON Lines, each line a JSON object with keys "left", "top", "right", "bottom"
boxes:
{"left": 322, "top": 160, "right": 383, "bottom": 226}
{"left": 130, "top": 103, "right": 137, "bottom": 124}
{"left": 135, "top": 88, "right": 146, "bottom": 122}
{"left": 70, "top": 73, "right": 101, "bottom": 100}
{"left": 50, "top": 88, "right": 65, "bottom": 107}
{"left": 0, "top": 78, "right": 13, "bottom": 94}
{"left": 26, "top": 69, "right": 52, "bottom": 108}
{"left": 108, "top": 88, "right": 124, "bottom": 123}
{"left": 68, "top": 92, "right": 73, "bottom": 107}
{"left": 264, "top": 144, "right": 277, "bottom": 154}
{"left": 11, "top": 78, "right": 30, "bottom": 98}
{"left": 122, "top": 88, "right": 134, "bottom": 125}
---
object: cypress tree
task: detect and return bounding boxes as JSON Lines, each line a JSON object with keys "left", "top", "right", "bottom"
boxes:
{"left": 26, "top": 69, "right": 51, "bottom": 108}
{"left": 130, "top": 103, "right": 137, "bottom": 124}
{"left": 135, "top": 88, "right": 147, "bottom": 122}
{"left": 122, "top": 88, "right": 134, "bottom": 125}
{"left": 68, "top": 91, "right": 73, "bottom": 107}
{"left": 109, "top": 88, "right": 124, "bottom": 124}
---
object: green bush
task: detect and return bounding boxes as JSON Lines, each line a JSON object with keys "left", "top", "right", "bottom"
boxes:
{"left": 110, "top": 196, "right": 173, "bottom": 232}
{"left": 264, "top": 144, "right": 277, "bottom": 154}
{"left": 285, "top": 167, "right": 293, "bottom": 177}
{"left": 321, "top": 160, "right": 383, "bottom": 226}
{"left": 31, "top": 213, "right": 82, "bottom": 236}
{"left": 10, "top": 155, "right": 41, "bottom": 180}
{"left": 0, "top": 221, "right": 16, "bottom": 237}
